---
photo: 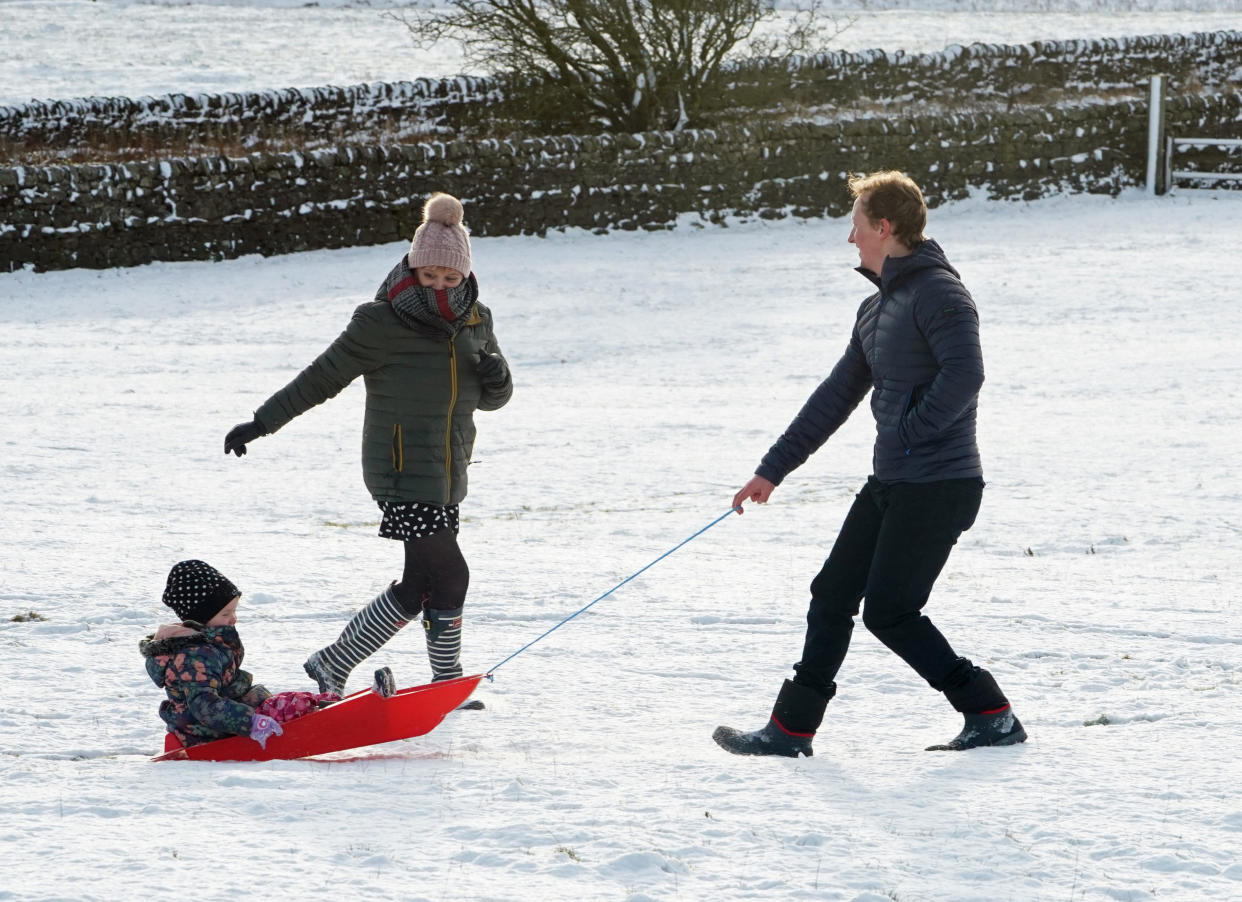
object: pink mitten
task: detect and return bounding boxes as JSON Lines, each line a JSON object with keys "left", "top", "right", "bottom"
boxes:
{"left": 248, "top": 713, "right": 284, "bottom": 748}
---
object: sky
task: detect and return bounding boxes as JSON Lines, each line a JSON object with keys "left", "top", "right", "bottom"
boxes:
{"left": 3, "top": 186, "right": 1242, "bottom": 901}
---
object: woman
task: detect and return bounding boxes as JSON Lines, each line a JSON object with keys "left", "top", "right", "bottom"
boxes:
{"left": 224, "top": 193, "right": 512, "bottom": 697}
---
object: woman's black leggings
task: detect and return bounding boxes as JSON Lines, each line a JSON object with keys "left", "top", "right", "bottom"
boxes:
{"left": 391, "top": 530, "right": 470, "bottom": 618}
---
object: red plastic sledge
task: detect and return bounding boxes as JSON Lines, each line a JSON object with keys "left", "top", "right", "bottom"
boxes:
{"left": 152, "top": 674, "right": 484, "bottom": 762}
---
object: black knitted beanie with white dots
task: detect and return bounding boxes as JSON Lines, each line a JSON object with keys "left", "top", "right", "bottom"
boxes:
{"left": 161, "top": 560, "right": 240, "bottom": 625}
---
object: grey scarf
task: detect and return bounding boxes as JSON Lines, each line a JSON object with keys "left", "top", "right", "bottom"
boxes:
{"left": 383, "top": 261, "right": 478, "bottom": 336}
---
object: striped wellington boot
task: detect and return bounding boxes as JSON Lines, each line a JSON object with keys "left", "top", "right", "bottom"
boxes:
{"left": 424, "top": 606, "right": 485, "bottom": 710}
{"left": 304, "top": 586, "right": 410, "bottom": 696}
{"left": 423, "top": 606, "right": 464, "bottom": 681}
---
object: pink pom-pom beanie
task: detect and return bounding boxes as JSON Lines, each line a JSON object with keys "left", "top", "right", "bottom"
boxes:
{"left": 407, "top": 193, "right": 472, "bottom": 278}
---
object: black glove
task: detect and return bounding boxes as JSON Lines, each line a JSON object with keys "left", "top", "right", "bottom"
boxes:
{"left": 224, "top": 419, "right": 265, "bottom": 457}
{"left": 476, "top": 351, "right": 511, "bottom": 391}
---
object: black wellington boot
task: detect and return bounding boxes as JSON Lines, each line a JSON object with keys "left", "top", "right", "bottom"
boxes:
{"left": 713, "top": 679, "right": 829, "bottom": 758}
{"left": 372, "top": 667, "right": 397, "bottom": 698}
{"left": 926, "top": 705, "right": 1027, "bottom": 751}
{"left": 928, "top": 663, "right": 1027, "bottom": 751}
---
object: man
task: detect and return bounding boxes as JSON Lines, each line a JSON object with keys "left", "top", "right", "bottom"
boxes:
{"left": 714, "top": 171, "right": 1026, "bottom": 757}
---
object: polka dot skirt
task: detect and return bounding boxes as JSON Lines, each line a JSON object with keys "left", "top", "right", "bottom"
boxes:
{"left": 377, "top": 501, "right": 460, "bottom": 540}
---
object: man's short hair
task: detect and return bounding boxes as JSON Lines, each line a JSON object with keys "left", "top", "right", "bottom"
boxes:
{"left": 847, "top": 170, "right": 927, "bottom": 247}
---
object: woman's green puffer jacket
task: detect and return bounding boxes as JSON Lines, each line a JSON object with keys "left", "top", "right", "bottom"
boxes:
{"left": 254, "top": 262, "right": 511, "bottom": 506}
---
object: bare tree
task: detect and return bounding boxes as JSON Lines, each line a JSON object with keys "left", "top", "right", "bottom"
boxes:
{"left": 392, "top": 1, "right": 851, "bottom": 132}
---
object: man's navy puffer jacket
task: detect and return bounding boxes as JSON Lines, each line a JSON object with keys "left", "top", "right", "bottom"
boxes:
{"left": 757, "top": 238, "right": 984, "bottom": 486}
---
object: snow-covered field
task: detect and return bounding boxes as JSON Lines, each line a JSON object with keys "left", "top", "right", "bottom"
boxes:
{"left": 1, "top": 0, "right": 1241, "bottom": 106}
{"left": 3, "top": 187, "right": 1242, "bottom": 901}
{"left": 4, "top": 0, "right": 1242, "bottom": 898}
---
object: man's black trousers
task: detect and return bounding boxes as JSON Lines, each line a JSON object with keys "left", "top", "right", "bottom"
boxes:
{"left": 793, "top": 475, "right": 985, "bottom": 698}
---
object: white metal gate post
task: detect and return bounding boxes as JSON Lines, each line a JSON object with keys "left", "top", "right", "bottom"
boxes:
{"left": 1146, "top": 74, "right": 1167, "bottom": 195}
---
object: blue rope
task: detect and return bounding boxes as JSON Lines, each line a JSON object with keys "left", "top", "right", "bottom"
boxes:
{"left": 486, "top": 506, "right": 740, "bottom": 677}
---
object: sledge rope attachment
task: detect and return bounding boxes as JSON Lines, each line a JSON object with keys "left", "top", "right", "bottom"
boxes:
{"left": 485, "top": 506, "right": 741, "bottom": 678}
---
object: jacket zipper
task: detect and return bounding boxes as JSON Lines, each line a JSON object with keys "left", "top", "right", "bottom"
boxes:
{"left": 901, "top": 388, "right": 914, "bottom": 456}
{"left": 444, "top": 339, "right": 458, "bottom": 504}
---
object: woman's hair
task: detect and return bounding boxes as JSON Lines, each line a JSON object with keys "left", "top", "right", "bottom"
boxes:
{"left": 847, "top": 170, "right": 926, "bottom": 247}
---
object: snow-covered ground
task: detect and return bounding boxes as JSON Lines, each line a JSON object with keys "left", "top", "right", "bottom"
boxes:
{"left": 1, "top": 0, "right": 1240, "bottom": 106}
{"left": 3, "top": 187, "right": 1242, "bottom": 901}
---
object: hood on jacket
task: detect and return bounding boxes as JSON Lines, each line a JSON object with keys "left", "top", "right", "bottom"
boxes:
{"left": 858, "top": 238, "right": 960, "bottom": 292}
{"left": 139, "top": 622, "right": 234, "bottom": 660}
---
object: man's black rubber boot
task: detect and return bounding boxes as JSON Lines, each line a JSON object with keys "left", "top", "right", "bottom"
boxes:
{"left": 930, "top": 662, "right": 1027, "bottom": 750}
{"left": 939, "top": 660, "right": 1009, "bottom": 713}
{"left": 926, "top": 705, "right": 1027, "bottom": 751}
{"left": 712, "top": 719, "right": 814, "bottom": 757}
{"left": 713, "top": 679, "right": 829, "bottom": 758}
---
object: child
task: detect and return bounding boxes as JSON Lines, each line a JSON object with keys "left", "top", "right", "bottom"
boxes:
{"left": 223, "top": 193, "right": 513, "bottom": 698}
{"left": 141, "top": 559, "right": 321, "bottom": 749}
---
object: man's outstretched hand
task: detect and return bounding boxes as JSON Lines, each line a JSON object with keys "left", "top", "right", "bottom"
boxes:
{"left": 732, "top": 475, "right": 776, "bottom": 513}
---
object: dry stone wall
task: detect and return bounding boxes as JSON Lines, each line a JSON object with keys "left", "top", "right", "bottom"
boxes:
{"left": 0, "top": 78, "right": 497, "bottom": 151}
{"left": 2, "top": 29, "right": 1241, "bottom": 273}
{"left": 5, "top": 91, "right": 1240, "bottom": 273}
{"left": 727, "top": 30, "right": 1242, "bottom": 110}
